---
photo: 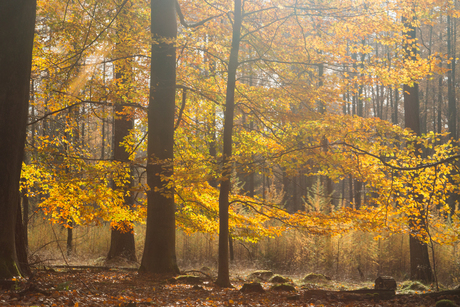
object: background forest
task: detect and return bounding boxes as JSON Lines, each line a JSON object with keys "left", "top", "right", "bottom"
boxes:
{"left": 7, "top": 0, "right": 460, "bottom": 288}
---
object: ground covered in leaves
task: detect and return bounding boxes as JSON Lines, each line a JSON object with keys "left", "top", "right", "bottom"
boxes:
{"left": 1, "top": 268, "right": 459, "bottom": 306}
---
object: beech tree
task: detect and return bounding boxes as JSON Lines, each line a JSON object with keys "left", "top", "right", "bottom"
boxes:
{"left": 140, "top": 0, "right": 180, "bottom": 274}
{"left": 14, "top": 0, "right": 460, "bottom": 285}
{"left": 0, "top": 0, "right": 36, "bottom": 279}
{"left": 403, "top": 9, "right": 434, "bottom": 283}
{"left": 107, "top": 0, "right": 136, "bottom": 263}
{"left": 215, "top": 0, "right": 242, "bottom": 288}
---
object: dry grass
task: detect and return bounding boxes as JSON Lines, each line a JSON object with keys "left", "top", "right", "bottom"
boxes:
{"left": 27, "top": 215, "right": 460, "bottom": 285}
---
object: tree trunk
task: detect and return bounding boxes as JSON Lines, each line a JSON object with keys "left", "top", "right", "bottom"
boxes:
{"left": 107, "top": 2, "right": 136, "bottom": 262}
{"left": 15, "top": 199, "right": 31, "bottom": 276}
{"left": 67, "top": 222, "right": 73, "bottom": 257}
{"left": 216, "top": 0, "right": 242, "bottom": 288}
{"left": 403, "top": 16, "right": 434, "bottom": 283}
{"left": 446, "top": 14, "right": 460, "bottom": 215}
{"left": 108, "top": 222, "right": 136, "bottom": 262}
{"left": 229, "top": 235, "right": 234, "bottom": 262}
{"left": 140, "top": 0, "right": 179, "bottom": 275}
{"left": 351, "top": 48, "right": 364, "bottom": 209}
{"left": 107, "top": 99, "right": 136, "bottom": 260}
{"left": 437, "top": 60, "right": 443, "bottom": 136}
{"left": 447, "top": 15, "right": 457, "bottom": 141}
{"left": 0, "top": 0, "right": 36, "bottom": 279}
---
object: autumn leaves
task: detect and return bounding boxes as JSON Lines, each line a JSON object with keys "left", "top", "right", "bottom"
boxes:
{"left": 19, "top": 0, "right": 460, "bottom": 285}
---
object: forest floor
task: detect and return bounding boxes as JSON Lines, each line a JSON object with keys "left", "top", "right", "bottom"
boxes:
{"left": 1, "top": 267, "right": 459, "bottom": 306}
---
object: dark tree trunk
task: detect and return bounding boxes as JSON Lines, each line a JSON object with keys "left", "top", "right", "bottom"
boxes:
{"left": 394, "top": 87, "right": 399, "bottom": 125}
{"left": 354, "top": 180, "right": 362, "bottom": 210}
{"left": 229, "top": 235, "right": 234, "bottom": 262}
{"left": 107, "top": 2, "right": 136, "bottom": 262}
{"left": 108, "top": 222, "right": 136, "bottom": 262}
{"left": 318, "top": 62, "right": 334, "bottom": 211}
{"left": 403, "top": 17, "right": 434, "bottom": 283}
{"left": 437, "top": 60, "right": 443, "bottom": 136}
{"left": 446, "top": 14, "right": 460, "bottom": 215}
{"left": 107, "top": 101, "right": 136, "bottom": 260}
{"left": 216, "top": 0, "right": 242, "bottom": 288}
{"left": 207, "top": 105, "right": 218, "bottom": 189}
{"left": 447, "top": 15, "right": 457, "bottom": 141}
{"left": 15, "top": 199, "right": 31, "bottom": 276}
{"left": 140, "top": 0, "right": 179, "bottom": 275}
{"left": 21, "top": 191, "right": 29, "bottom": 249}
{"left": 0, "top": 0, "right": 36, "bottom": 279}
{"left": 67, "top": 222, "right": 73, "bottom": 257}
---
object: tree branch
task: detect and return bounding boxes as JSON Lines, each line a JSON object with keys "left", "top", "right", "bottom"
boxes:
{"left": 175, "top": 0, "right": 224, "bottom": 28}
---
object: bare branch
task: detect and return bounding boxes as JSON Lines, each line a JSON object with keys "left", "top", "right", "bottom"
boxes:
{"left": 175, "top": 0, "right": 224, "bottom": 28}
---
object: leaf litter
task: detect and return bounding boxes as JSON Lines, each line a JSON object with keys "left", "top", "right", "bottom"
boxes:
{"left": 0, "top": 268, "right": 458, "bottom": 306}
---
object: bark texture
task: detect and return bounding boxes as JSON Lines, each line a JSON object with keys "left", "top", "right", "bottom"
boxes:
{"left": 140, "top": 0, "right": 179, "bottom": 275}
{"left": 0, "top": 0, "right": 36, "bottom": 279}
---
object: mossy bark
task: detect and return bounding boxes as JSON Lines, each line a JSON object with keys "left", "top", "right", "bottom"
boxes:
{"left": 0, "top": 253, "right": 21, "bottom": 279}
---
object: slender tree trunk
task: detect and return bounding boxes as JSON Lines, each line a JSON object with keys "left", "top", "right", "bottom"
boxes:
{"left": 22, "top": 79, "right": 35, "bottom": 251}
{"left": 403, "top": 16, "right": 434, "bottom": 283}
{"left": 0, "top": 0, "right": 36, "bottom": 279}
{"left": 64, "top": 108, "right": 74, "bottom": 257}
{"left": 216, "top": 0, "right": 242, "bottom": 288}
{"left": 437, "top": 71, "right": 442, "bottom": 136}
{"left": 448, "top": 15, "right": 457, "bottom": 141}
{"left": 394, "top": 87, "right": 399, "bottom": 125}
{"left": 446, "top": 12, "right": 460, "bottom": 218}
{"left": 422, "top": 25, "right": 433, "bottom": 136}
{"left": 140, "top": 0, "right": 179, "bottom": 275}
{"left": 107, "top": 1, "right": 136, "bottom": 263}
{"left": 16, "top": 198, "right": 31, "bottom": 276}
{"left": 229, "top": 235, "right": 234, "bottom": 262}
{"left": 207, "top": 104, "right": 218, "bottom": 189}
{"left": 318, "top": 62, "right": 334, "bottom": 209}
{"left": 349, "top": 47, "right": 366, "bottom": 208}
{"left": 67, "top": 221, "right": 73, "bottom": 257}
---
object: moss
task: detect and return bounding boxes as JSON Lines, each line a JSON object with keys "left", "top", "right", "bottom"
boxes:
{"left": 436, "top": 299, "right": 457, "bottom": 307}
{"left": 0, "top": 257, "right": 21, "bottom": 280}
{"left": 270, "top": 283, "right": 296, "bottom": 292}
{"left": 269, "top": 275, "right": 291, "bottom": 283}
{"left": 302, "top": 273, "right": 331, "bottom": 283}
{"left": 399, "top": 280, "right": 429, "bottom": 291}
{"left": 240, "top": 282, "right": 265, "bottom": 293}
{"left": 248, "top": 270, "right": 273, "bottom": 281}
{"left": 174, "top": 275, "right": 203, "bottom": 285}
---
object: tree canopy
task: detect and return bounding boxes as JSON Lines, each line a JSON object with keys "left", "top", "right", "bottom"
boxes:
{"left": 14, "top": 0, "right": 460, "bottom": 282}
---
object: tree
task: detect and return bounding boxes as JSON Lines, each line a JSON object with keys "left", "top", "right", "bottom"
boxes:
{"left": 140, "top": 0, "right": 180, "bottom": 275}
{"left": 215, "top": 0, "right": 243, "bottom": 288}
{"left": 107, "top": 0, "right": 137, "bottom": 263}
{"left": 403, "top": 13, "right": 434, "bottom": 283}
{"left": 0, "top": 0, "right": 36, "bottom": 279}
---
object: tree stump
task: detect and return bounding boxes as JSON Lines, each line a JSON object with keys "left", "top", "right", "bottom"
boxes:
{"left": 375, "top": 276, "right": 396, "bottom": 290}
